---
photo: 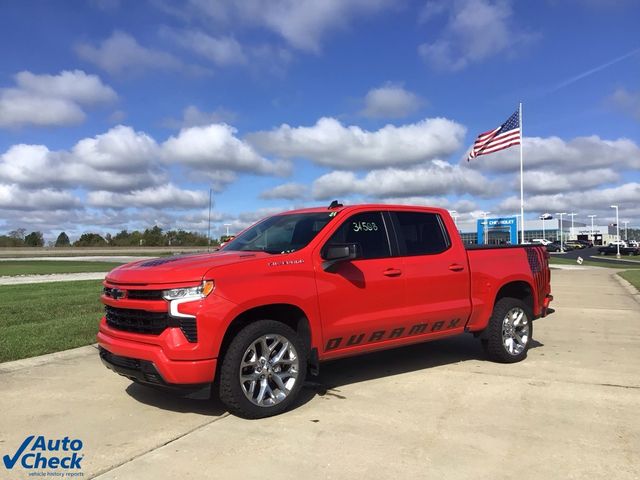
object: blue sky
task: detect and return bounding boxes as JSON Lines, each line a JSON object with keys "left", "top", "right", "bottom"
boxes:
{"left": 0, "top": 0, "right": 638, "bottom": 241}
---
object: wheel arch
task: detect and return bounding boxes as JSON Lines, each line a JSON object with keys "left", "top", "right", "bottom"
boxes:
{"left": 216, "top": 303, "right": 312, "bottom": 377}
{"left": 494, "top": 280, "right": 534, "bottom": 315}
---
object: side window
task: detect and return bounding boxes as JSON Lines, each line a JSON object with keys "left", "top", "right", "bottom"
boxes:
{"left": 325, "top": 212, "right": 391, "bottom": 259}
{"left": 394, "top": 212, "right": 450, "bottom": 255}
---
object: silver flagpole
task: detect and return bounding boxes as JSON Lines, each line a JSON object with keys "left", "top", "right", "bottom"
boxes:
{"left": 519, "top": 102, "right": 525, "bottom": 244}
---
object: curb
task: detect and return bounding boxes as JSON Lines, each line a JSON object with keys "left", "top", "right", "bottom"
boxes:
{"left": 613, "top": 272, "right": 640, "bottom": 306}
{"left": 0, "top": 344, "right": 98, "bottom": 373}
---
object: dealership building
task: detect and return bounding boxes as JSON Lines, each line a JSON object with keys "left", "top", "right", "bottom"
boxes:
{"left": 455, "top": 216, "right": 622, "bottom": 245}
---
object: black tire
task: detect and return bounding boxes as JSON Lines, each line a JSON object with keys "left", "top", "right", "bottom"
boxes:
{"left": 219, "top": 320, "right": 307, "bottom": 419}
{"left": 482, "top": 297, "right": 532, "bottom": 363}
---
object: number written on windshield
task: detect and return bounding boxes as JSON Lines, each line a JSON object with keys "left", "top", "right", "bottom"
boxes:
{"left": 352, "top": 221, "right": 378, "bottom": 232}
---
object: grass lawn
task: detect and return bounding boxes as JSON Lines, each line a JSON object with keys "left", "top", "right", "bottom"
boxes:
{"left": 619, "top": 270, "right": 640, "bottom": 291}
{"left": 0, "top": 260, "right": 123, "bottom": 276}
{"left": 549, "top": 257, "right": 640, "bottom": 269}
{"left": 0, "top": 280, "right": 104, "bottom": 362}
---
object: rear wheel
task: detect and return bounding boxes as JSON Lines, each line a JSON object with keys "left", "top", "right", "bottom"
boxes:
{"left": 482, "top": 297, "right": 532, "bottom": 363}
{"left": 219, "top": 320, "right": 307, "bottom": 419}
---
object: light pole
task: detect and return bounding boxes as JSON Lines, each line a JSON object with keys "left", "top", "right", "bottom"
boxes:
{"left": 224, "top": 224, "right": 231, "bottom": 237}
{"left": 568, "top": 212, "right": 576, "bottom": 240}
{"left": 450, "top": 210, "right": 459, "bottom": 228}
{"left": 623, "top": 220, "right": 629, "bottom": 241}
{"left": 588, "top": 215, "right": 596, "bottom": 245}
{"left": 610, "top": 205, "right": 620, "bottom": 258}
{"left": 556, "top": 212, "right": 566, "bottom": 252}
{"left": 482, "top": 212, "right": 491, "bottom": 245}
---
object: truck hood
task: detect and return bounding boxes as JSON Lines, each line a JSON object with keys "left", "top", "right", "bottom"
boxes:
{"left": 105, "top": 251, "right": 269, "bottom": 285}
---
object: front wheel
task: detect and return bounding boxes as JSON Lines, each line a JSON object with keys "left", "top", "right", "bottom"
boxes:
{"left": 482, "top": 297, "right": 532, "bottom": 363}
{"left": 219, "top": 320, "right": 307, "bottom": 419}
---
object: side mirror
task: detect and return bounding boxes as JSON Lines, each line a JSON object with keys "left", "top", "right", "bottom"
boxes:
{"left": 322, "top": 243, "right": 358, "bottom": 271}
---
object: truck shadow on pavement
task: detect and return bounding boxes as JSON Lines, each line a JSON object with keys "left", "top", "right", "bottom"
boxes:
{"left": 124, "top": 382, "right": 227, "bottom": 416}
{"left": 297, "top": 334, "right": 544, "bottom": 407}
{"left": 121, "top": 334, "right": 543, "bottom": 416}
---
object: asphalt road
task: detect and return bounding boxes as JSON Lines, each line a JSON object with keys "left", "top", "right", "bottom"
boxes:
{"left": 1, "top": 266, "right": 638, "bottom": 479}
{"left": 552, "top": 246, "right": 640, "bottom": 266}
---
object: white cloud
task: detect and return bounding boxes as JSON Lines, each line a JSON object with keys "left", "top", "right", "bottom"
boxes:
{"left": 181, "top": 0, "right": 394, "bottom": 53}
{"left": 521, "top": 168, "right": 620, "bottom": 195}
{"left": 0, "top": 70, "right": 117, "bottom": 128}
{"left": 162, "top": 105, "right": 237, "bottom": 129}
{"left": 72, "top": 125, "right": 159, "bottom": 172}
{"left": 170, "top": 30, "right": 246, "bottom": 66}
{"left": 466, "top": 135, "right": 640, "bottom": 173}
{"left": 162, "top": 124, "right": 290, "bottom": 175}
{"left": 418, "top": 0, "right": 536, "bottom": 71}
{"left": 360, "top": 83, "right": 425, "bottom": 119}
{"left": 377, "top": 195, "right": 478, "bottom": 212}
{"left": 0, "top": 128, "right": 163, "bottom": 192}
{"left": 312, "top": 161, "right": 495, "bottom": 199}
{"left": 249, "top": 116, "right": 466, "bottom": 169}
{"left": 75, "top": 31, "right": 182, "bottom": 75}
{"left": 260, "top": 182, "right": 307, "bottom": 200}
{"left": 87, "top": 184, "right": 208, "bottom": 209}
{"left": 0, "top": 184, "right": 80, "bottom": 210}
{"left": 608, "top": 87, "right": 640, "bottom": 120}
{"left": 499, "top": 182, "right": 640, "bottom": 218}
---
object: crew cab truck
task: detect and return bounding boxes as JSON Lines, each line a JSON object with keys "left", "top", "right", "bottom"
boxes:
{"left": 98, "top": 203, "right": 553, "bottom": 418}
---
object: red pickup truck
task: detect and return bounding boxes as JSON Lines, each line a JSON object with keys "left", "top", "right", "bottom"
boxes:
{"left": 98, "top": 203, "right": 553, "bottom": 418}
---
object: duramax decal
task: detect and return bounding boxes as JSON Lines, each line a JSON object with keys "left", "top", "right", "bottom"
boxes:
{"left": 325, "top": 318, "right": 462, "bottom": 351}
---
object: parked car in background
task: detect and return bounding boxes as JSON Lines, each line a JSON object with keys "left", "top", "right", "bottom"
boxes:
{"left": 627, "top": 240, "right": 638, "bottom": 248}
{"left": 565, "top": 240, "right": 585, "bottom": 250}
{"left": 609, "top": 240, "right": 628, "bottom": 248}
{"left": 576, "top": 240, "right": 594, "bottom": 248}
{"left": 546, "top": 241, "right": 572, "bottom": 252}
{"left": 532, "top": 239, "right": 552, "bottom": 246}
{"left": 598, "top": 244, "right": 640, "bottom": 256}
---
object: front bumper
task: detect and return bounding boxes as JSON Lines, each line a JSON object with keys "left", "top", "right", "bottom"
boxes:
{"left": 97, "top": 329, "right": 217, "bottom": 386}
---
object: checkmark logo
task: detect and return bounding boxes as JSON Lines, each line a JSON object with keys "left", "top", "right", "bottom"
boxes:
{"left": 3, "top": 435, "right": 34, "bottom": 469}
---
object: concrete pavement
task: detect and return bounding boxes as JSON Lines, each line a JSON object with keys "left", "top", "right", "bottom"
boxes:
{"left": 1, "top": 267, "right": 638, "bottom": 479}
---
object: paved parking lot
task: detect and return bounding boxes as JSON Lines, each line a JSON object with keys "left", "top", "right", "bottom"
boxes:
{"left": 1, "top": 266, "right": 638, "bottom": 479}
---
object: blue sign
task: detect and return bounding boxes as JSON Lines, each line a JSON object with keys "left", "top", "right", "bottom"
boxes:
{"left": 477, "top": 216, "right": 518, "bottom": 244}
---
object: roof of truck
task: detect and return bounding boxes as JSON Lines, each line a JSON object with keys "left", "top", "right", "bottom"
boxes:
{"left": 276, "top": 203, "right": 449, "bottom": 215}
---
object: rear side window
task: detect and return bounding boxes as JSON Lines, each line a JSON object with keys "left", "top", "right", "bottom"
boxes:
{"left": 325, "top": 212, "right": 391, "bottom": 259}
{"left": 393, "top": 211, "right": 450, "bottom": 256}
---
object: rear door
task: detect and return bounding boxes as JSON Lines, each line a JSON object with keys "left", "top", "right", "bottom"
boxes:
{"left": 389, "top": 210, "right": 471, "bottom": 335}
{"left": 313, "top": 210, "right": 406, "bottom": 355}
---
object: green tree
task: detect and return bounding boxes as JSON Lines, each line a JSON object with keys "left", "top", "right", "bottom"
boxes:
{"left": 24, "top": 231, "right": 44, "bottom": 247}
{"left": 142, "top": 226, "right": 164, "bottom": 246}
{"left": 54, "top": 232, "right": 70, "bottom": 247}
{"left": 73, "top": 233, "right": 107, "bottom": 247}
{"left": 9, "top": 228, "right": 26, "bottom": 240}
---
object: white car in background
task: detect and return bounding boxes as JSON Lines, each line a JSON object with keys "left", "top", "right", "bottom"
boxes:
{"left": 531, "top": 238, "right": 552, "bottom": 246}
{"left": 609, "top": 240, "right": 628, "bottom": 248}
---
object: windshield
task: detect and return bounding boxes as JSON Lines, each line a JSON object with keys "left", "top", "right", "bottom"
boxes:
{"left": 224, "top": 212, "right": 336, "bottom": 254}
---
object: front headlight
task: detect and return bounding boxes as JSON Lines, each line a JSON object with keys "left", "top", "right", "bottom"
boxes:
{"left": 162, "top": 280, "right": 215, "bottom": 301}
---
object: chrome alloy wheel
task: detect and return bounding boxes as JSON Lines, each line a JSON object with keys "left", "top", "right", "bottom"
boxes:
{"left": 502, "top": 307, "right": 530, "bottom": 356}
{"left": 239, "top": 334, "right": 300, "bottom": 407}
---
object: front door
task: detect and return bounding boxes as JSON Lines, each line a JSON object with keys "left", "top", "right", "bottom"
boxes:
{"left": 313, "top": 211, "right": 406, "bottom": 356}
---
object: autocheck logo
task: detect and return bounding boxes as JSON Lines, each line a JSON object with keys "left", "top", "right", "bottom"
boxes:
{"left": 3, "top": 435, "right": 84, "bottom": 473}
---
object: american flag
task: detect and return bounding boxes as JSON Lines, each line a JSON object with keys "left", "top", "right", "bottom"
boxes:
{"left": 467, "top": 109, "right": 520, "bottom": 161}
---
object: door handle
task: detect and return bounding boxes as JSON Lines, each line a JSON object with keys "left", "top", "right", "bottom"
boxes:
{"left": 383, "top": 268, "right": 402, "bottom": 277}
{"left": 448, "top": 264, "right": 465, "bottom": 272}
